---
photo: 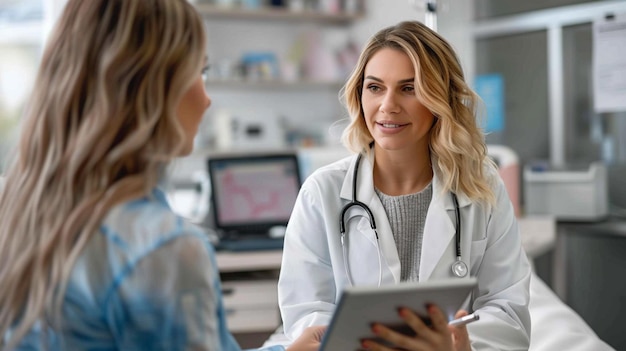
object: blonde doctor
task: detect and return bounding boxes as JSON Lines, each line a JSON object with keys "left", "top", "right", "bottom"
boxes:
{"left": 278, "top": 21, "right": 532, "bottom": 351}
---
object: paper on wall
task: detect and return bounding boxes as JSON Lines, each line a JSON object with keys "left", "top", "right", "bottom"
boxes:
{"left": 593, "top": 12, "right": 626, "bottom": 113}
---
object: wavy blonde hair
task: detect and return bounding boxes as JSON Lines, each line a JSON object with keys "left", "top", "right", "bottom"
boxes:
{"left": 340, "top": 21, "right": 495, "bottom": 205}
{"left": 0, "top": 0, "right": 206, "bottom": 348}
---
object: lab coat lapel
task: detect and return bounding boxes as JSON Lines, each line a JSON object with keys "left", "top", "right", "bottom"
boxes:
{"left": 419, "top": 170, "right": 456, "bottom": 281}
{"left": 339, "top": 155, "right": 357, "bottom": 202}
{"left": 340, "top": 154, "right": 401, "bottom": 283}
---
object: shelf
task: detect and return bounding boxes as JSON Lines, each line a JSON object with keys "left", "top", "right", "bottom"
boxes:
{"left": 193, "top": 4, "right": 363, "bottom": 24}
{"left": 205, "top": 79, "right": 345, "bottom": 90}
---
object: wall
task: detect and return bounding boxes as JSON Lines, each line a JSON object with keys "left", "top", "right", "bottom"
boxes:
{"left": 436, "top": 0, "right": 475, "bottom": 84}
{"left": 349, "top": 0, "right": 426, "bottom": 46}
{"left": 196, "top": 1, "right": 427, "bottom": 153}
{"left": 173, "top": 1, "right": 428, "bottom": 181}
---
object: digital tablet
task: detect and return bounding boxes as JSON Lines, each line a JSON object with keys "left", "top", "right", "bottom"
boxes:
{"left": 320, "top": 278, "right": 478, "bottom": 351}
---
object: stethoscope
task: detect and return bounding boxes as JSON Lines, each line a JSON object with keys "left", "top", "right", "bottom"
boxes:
{"left": 339, "top": 153, "right": 468, "bottom": 286}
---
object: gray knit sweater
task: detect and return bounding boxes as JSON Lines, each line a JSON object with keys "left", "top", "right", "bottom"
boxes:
{"left": 375, "top": 183, "right": 432, "bottom": 282}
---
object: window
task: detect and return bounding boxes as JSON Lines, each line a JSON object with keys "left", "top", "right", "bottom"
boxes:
{"left": 0, "top": 0, "right": 65, "bottom": 171}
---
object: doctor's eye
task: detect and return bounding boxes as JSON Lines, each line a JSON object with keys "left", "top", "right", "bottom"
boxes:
{"left": 366, "top": 84, "right": 382, "bottom": 93}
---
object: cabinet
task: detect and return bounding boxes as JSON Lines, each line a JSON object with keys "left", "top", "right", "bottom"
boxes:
{"left": 215, "top": 249, "right": 283, "bottom": 348}
{"left": 553, "top": 219, "right": 626, "bottom": 350}
{"left": 190, "top": 2, "right": 365, "bottom": 151}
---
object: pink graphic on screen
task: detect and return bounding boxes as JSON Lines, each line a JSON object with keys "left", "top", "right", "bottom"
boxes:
{"left": 213, "top": 160, "right": 299, "bottom": 225}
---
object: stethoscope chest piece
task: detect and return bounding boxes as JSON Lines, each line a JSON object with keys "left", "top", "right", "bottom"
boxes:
{"left": 451, "top": 259, "right": 468, "bottom": 278}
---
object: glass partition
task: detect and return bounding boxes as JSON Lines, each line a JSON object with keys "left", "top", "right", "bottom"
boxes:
{"left": 474, "top": 0, "right": 605, "bottom": 20}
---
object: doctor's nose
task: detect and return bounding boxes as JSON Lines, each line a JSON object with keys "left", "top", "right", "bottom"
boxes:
{"left": 379, "top": 92, "right": 401, "bottom": 114}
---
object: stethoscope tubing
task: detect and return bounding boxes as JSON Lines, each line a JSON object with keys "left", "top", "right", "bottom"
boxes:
{"left": 339, "top": 153, "right": 377, "bottom": 236}
{"left": 339, "top": 152, "right": 467, "bottom": 284}
{"left": 452, "top": 190, "right": 461, "bottom": 259}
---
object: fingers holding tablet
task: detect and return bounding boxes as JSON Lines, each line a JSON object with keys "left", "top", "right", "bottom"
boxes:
{"left": 362, "top": 308, "right": 478, "bottom": 351}
{"left": 365, "top": 306, "right": 452, "bottom": 351}
{"left": 319, "top": 278, "right": 477, "bottom": 351}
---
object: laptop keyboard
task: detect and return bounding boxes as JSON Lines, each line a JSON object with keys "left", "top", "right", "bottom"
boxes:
{"left": 215, "top": 236, "right": 284, "bottom": 251}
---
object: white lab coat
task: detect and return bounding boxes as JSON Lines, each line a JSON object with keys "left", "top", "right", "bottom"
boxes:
{"left": 278, "top": 154, "right": 532, "bottom": 350}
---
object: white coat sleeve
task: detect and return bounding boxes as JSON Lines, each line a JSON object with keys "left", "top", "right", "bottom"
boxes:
{"left": 467, "top": 176, "right": 532, "bottom": 351}
{"left": 278, "top": 179, "right": 337, "bottom": 341}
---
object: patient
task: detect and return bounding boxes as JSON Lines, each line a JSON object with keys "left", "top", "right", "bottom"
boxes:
{"left": 0, "top": 1, "right": 452, "bottom": 350}
{"left": 0, "top": 1, "right": 330, "bottom": 350}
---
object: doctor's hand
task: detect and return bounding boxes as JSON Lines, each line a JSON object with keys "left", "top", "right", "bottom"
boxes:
{"left": 286, "top": 325, "right": 327, "bottom": 351}
{"left": 448, "top": 310, "right": 471, "bottom": 351}
{"left": 361, "top": 306, "right": 471, "bottom": 351}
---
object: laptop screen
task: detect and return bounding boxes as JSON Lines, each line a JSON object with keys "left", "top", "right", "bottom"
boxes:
{"left": 207, "top": 153, "right": 302, "bottom": 237}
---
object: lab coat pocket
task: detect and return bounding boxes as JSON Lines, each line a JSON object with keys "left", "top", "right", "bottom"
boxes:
{"left": 344, "top": 217, "right": 382, "bottom": 286}
{"left": 469, "top": 238, "right": 487, "bottom": 276}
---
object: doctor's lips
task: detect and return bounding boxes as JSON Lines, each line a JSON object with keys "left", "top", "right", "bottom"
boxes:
{"left": 376, "top": 121, "right": 409, "bottom": 128}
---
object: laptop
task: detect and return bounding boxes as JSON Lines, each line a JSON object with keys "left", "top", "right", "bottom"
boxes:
{"left": 207, "top": 152, "right": 302, "bottom": 251}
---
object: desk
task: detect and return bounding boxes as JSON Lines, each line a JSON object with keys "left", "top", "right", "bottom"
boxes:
{"left": 518, "top": 216, "right": 557, "bottom": 286}
{"left": 518, "top": 216, "right": 556, "bottom": 259}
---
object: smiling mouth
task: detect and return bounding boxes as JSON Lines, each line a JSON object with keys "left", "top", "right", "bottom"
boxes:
{"left": 377, "top": 122, "right": 406, "bottom": 128}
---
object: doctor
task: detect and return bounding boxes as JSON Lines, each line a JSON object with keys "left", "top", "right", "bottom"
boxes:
{"left": 278, "top": 21, "right": 532, "bottom": 350}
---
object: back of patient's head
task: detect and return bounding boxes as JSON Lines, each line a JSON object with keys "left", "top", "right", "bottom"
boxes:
{"left": 0, "top": 0, "right": 206, "bottom": 348}
{"left": 23, "top": 0, "right": 207, "bottom": 186}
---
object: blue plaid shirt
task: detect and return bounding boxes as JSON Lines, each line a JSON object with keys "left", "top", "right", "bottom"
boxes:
{"left": 9, "top": 188, "right": 284, "bottom": 351}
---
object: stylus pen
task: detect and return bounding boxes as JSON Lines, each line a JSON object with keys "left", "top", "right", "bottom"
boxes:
{"left": 448, "top": 313, "right": 479, "bottom": 327}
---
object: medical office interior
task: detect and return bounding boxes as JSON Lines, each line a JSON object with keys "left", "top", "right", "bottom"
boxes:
{"left": 1, "top": 0, "right": 625, "bottom": 349}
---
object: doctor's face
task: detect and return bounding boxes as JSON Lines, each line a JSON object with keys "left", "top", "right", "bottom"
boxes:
{"left": 361, "top": 48, "right": 434, "bottom": 153}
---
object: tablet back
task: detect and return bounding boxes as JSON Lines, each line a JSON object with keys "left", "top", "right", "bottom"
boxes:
{"left": 320, "top": 278, "right": 477, "bottom": 351}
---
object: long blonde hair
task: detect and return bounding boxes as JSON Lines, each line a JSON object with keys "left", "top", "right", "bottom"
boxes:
{"left": 0, "top": 0, "right": 206, "bottom": 348}
{"left": 341, "top": 21, "right": 495, "bottom": 204}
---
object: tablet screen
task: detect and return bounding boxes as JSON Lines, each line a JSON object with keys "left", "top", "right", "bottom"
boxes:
{"left": 320, "top": 278, "right": 477, "bottom": 351}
